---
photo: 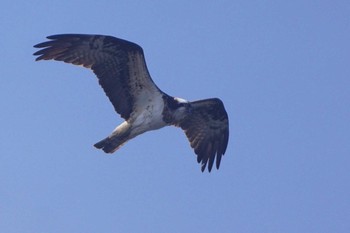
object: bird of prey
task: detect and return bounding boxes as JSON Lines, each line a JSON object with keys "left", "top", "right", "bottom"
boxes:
{"left": 33, "top": 34, "right": 229, "bottom": 172}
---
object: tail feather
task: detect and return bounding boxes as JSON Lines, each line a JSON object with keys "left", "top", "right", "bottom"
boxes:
{"left": 94, "top": 135, "right": 128, "bottom": 153}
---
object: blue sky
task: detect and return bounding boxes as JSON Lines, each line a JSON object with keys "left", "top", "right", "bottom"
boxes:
{"left": 1, "top": 0, "right": 349, "bottom": 232}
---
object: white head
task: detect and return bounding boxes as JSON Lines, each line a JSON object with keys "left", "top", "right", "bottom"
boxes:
{"left": 172, "top": 97, "right": 191, "bottom": 122}
{"left": 174, "top": 97, "right": 189, "bottom": 104}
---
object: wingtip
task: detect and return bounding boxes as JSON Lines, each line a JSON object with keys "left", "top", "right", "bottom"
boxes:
{"left": 46, "top": 34, "right": 74, "bottom": 40}
{"left": 207, "top": 166, "right": 213, "bottom": 173}
{"left": 46, "top": 34, "right": 58, "bottom": 40}
{"left": 200, "top": 160, "right": 213, "bottom": 172}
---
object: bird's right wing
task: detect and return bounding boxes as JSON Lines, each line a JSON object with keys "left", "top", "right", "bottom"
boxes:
{"left": 34, "top": 34, "right": 161, "bottom": 120}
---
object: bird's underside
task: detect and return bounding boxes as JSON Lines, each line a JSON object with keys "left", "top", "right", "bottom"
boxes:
{"left": 33, "top": 34, "right": 229, "bottom": 172}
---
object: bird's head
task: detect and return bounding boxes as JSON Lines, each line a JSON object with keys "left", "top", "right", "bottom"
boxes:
{"left": 172, "top": 97, "right": 192, "bottom": 122}
{"left": 174, "top": 97, "right": 189, "bottom": 105}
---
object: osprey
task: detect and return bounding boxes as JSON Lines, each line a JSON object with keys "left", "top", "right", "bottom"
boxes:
{"left": 33, "top": 34, "right": 229, "bottom": 172}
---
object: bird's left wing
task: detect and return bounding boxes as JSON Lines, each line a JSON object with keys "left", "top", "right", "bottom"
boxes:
{"left": 179, "top": 98, "right": 229, "bottom": 172}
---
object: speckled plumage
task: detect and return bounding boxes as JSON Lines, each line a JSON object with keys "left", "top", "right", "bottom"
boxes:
{"left": 34, "top": 34, "right": 229, "bottom": 172}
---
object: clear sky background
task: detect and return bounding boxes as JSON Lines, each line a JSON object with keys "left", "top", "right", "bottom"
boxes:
{"left": 1, "top": 1, "right": 349, "bottom": 232}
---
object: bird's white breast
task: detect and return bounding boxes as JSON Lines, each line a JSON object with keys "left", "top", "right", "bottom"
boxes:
{"left": 131, "top": 91, "right": 167, "bottom": 135}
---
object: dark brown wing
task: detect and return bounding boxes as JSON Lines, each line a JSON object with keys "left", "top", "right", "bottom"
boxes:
{"left": 33, "top": 34, "right": 161, "bottom": 120}
{"left": 179, "top": 98, "right": 229, "bottom": 172}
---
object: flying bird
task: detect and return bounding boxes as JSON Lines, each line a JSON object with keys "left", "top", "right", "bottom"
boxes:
{"left": 33, "top": 34, "right": 229, "bottom": 172}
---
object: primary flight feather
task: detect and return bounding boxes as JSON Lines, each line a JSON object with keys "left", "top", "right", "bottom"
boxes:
{"left": 33, "top": 34, "right": 229, "bottom": 172}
